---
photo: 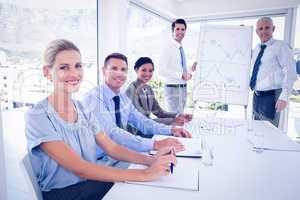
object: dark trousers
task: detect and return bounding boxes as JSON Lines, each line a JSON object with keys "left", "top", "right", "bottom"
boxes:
{"left": 43, "top": 180, "right": 114, "bottom": 200}
{"left": 253, "top": 89, "right": 282, "bottom": 127}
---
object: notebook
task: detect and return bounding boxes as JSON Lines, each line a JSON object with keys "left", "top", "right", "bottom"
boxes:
{"left": 126, "top": 162, "right": 199, "bottom": 191}
{"left": 150, "top": 135, "right": 202, "bottom": 158}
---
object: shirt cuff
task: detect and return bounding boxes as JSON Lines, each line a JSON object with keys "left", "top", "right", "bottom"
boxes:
{"left": 141, "top": 138, "right": 155, "bottom": 151}
{"left": 278, "top": 89, "right": 288, "bottom": 102}
{"left": 161, "top": 126, "right": 172, "bottom": 136}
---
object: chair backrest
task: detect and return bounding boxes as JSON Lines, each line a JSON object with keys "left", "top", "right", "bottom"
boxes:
{"left": 20, "top": 154, "right": 43, "bottom": 200}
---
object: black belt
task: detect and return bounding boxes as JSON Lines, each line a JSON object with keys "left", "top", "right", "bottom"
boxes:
{"left": 165, "top": 84, "right": 187, "bottom": 88}
{"left": 254, "top": 89, "right": 281, "bottom": 97}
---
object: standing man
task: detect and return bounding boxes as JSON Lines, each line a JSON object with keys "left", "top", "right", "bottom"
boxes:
{"left": 82, "top": 53, "right": 190, "bottom": 158}
{"left": 159, "top": 18, "right": 197, "bottom": 113}
{"left": 250, "top": 17, "right": 296, "bottom": 127}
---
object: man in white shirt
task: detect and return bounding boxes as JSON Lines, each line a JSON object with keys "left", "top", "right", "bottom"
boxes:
{"left": 250, "top": 17, "right": 297, "bottom": 127}
{"left": 158, "top": 19, "right": 197, "bottom": 113}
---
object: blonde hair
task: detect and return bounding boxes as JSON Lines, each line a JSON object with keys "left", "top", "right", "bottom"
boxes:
{"left": 44, "top": 39, "right": 80, "bottom": 67}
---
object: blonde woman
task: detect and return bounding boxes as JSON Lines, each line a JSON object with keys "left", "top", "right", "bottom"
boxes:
{"left": 25, "top": 39, "right": 176, "bottom": 200}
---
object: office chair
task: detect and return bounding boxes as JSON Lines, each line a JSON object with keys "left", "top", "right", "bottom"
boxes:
{"left": 20, "top": 154, "right": 43, "bottom": 200}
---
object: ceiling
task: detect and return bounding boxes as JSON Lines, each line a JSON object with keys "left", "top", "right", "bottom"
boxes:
{"left": 136, "top": 0, "right": 300, "bottom": 19}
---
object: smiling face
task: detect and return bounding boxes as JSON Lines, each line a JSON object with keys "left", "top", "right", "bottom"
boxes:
{"left": 44, "top": 50, "right": 83, "bottom": 94}
{"left": 103, "top": 58, "right": 128, "bottom": 93}
{"left": 256, "top": 19, "right": 275, "bottom": 43}
{"left": 136, "top": 63, "right": 154, "bottom": 84}
{"left": 173, "top": 23, "right": 186, "bottom": 43}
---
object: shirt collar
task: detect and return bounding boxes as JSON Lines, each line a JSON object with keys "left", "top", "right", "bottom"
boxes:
{"left": 171, "top": 38, "right": 182, "bottom": 48}
{"left": 101, "top": 83, "right": 120, "bottom": 100}
{"left": 262, "top": 37, "right": 274, "bottom": 47}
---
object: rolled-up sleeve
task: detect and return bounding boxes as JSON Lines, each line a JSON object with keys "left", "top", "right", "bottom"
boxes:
{"left": 277, "top": 43, "right": 297, "bottom": 101}
{"left": 25, "top": 107, "right": 62, "bottom": 153}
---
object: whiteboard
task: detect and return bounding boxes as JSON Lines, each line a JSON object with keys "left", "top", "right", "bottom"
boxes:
{"left": 193, "top": 25, "right": 253, "bottom": 106}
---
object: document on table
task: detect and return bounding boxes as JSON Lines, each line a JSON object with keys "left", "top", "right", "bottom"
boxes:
{"left": 126, "top": 162, "right": 199, "bottom": 191}
{"left": 249, "top": 132, "right": 300, "bottom": 152}
{"left": 151, "top": 135, "right": 202, "bottom": 158}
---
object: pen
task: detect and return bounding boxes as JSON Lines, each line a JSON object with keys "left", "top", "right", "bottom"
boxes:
{"left": 170, "top": 148, "right": 175, "bottom": 174}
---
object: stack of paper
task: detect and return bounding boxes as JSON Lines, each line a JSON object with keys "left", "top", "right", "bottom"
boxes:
{"left": 126, "top": 162, "right": 199, "bottom": 191}
{"left": 249, "top": 132, "right": 300, "bottom": 152}
{"left": 151, "top": 135, "right": 202, "bottom": 158}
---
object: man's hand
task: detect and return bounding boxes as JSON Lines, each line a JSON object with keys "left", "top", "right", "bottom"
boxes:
{"left": 191, "top": 61, "right": 197, "bottom": 72}
{"left": 276, "top": 100, "right": 287, "bottom": 112}
{"left": 171, "top": 127, "right": 192, "bottom": 138}
{"left": 173, "top": 113, "right": 193, "bottom": 125}
{"left": 180, "top": 113, "right": 193, "bottom": 121}
{"left": 182, "top": 72, "right": 192, "bottom": 81}
{"left": 153, "top": 138, "right": 185, "bottom": 152}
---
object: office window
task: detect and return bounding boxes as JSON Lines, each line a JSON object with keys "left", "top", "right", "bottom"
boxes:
{"left": 0, "top": 1, "right": 97, "bottom": 108}
{"left": 127, "top": 4, "right": 169, "bottom": 102}
{"left": 205, "top": 16, "right": 285, "bottom": 47}
{"left": 294, "top": 6, "right": 300, "bottom": 49}
{"left": 290, "top": 6, "right": 300, "bottom": 138}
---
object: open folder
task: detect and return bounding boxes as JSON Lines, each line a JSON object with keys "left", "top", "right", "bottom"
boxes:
{"left": 126, "top": 162, "right": 199, "bottom": 191}
{"left": 150, "top": 135, "right": 202, "bottom": 158}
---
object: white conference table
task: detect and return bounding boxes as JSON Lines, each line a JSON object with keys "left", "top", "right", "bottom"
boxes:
{"left": 103, "top": 118, "right": 300, "bottom": 200}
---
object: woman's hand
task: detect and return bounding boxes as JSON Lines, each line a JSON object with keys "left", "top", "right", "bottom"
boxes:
{"left": 142, "top": 148, "right": 177, "bottom": 181}
{"left": 171, "top": 127, "right": 192, "bottom": 138}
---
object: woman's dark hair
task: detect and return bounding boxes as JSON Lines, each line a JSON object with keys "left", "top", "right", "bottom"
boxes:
{"left": 134, "top": 57, "right": 154, "bottom": 71}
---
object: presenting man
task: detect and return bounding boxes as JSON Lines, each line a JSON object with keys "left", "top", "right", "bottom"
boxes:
{"left": 158, "top": 18, "right": 197, "bottom": 113}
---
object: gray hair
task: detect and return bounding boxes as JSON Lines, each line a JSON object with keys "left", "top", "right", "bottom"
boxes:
{"left": 257, "top": 17, "right": 273, "bottom": 25}
{"left": 44, "top": 39, "right": 80, "bottom": 67}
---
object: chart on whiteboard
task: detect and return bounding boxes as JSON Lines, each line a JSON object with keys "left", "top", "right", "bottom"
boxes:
{"left": 193, "top": 25, "right": 252, "bottom": 106}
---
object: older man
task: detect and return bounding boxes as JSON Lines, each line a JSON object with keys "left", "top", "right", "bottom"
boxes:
{"left": 250, "top": 17, "right": 297, "bottom": 127}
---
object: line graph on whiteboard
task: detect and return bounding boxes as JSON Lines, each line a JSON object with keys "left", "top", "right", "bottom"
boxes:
{"left": 193, "top": 25, "right": 252, "bottom": 105}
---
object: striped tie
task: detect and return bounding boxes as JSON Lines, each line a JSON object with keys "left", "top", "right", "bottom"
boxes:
{"left": 250, "top": 44, "right": 267, "bottom": 90}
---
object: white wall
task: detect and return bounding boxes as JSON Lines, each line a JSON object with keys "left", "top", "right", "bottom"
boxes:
{"left": 176, "top": 0, "right": 300, "bottom": 17}
{"left": 131, "top": 0, "right": 176, "bottom": 20}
